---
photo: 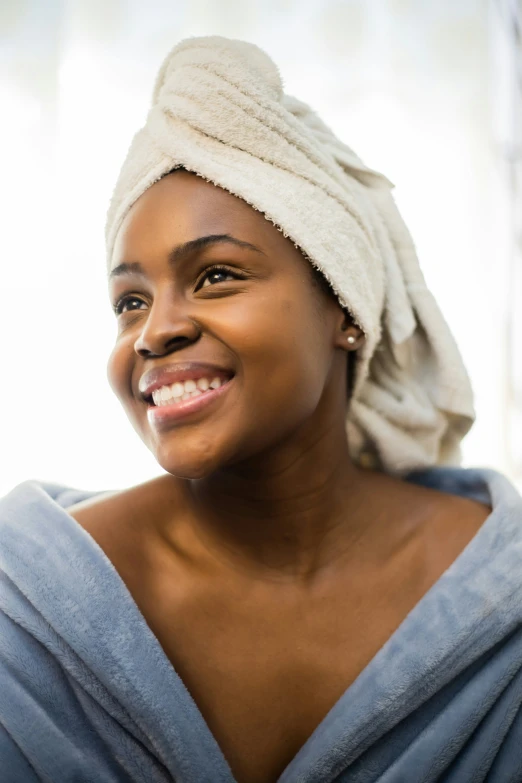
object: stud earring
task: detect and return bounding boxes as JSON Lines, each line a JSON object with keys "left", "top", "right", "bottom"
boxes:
{"left": 346, "top": 335, "right": 356, "bottom": 345}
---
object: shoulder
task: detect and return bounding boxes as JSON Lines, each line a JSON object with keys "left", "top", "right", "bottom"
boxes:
{"left": 66, "top": 473, "right": 182, "bottom": 579}
{"left": 400, "top": 465, "right": 522, "bottom": 580}
{"left": 357, "top": 468, "right": 493, "bottom": 590}
{"left": 66, "top": 473, "right": 176, "bottom": 533}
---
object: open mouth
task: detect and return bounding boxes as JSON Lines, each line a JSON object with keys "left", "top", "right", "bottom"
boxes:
{"left": 145, "top": 373, "right": 234, "bottom": 409}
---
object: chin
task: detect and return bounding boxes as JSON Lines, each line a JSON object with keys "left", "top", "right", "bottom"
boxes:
{"left": 152, "top": 440, "right": 227, "bottom": 481}
{"left": 160, "top": 462, "right": 217, "bottom": 481}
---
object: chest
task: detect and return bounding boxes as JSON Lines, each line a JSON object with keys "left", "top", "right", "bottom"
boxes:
{"left": 67, "top": 490, "right": 488, "bottom": 783}
{"left": 106, "top": 550, "right": 436, "bottom": 783}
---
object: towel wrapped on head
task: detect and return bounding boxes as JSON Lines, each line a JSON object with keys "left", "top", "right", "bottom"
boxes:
{"left": 105, "top": 35, "right": 475, "bottom": 475}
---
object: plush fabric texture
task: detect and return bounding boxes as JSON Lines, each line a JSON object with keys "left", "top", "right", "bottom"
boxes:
{"left": 104, "top": 35, "right": 475, "bottom": 475}
{"left": 2, "top": 468, "right": 522, "bottom": 782}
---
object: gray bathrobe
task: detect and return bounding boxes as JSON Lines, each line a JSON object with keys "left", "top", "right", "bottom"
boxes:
{"left": 1, "top": 467, "right": 522, "bottom": 782}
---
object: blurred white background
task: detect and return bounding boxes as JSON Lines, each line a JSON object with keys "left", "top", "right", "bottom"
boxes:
{"left": 1, "top": 0, "right": 521, "bottom": 495}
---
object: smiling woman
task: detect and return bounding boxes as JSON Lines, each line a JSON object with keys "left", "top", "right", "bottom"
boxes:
{"left": 106, "top": 169, "right": 361, "bottom": 483}
{"left": 1, "top": 35, "right": 522, "bottom": 783}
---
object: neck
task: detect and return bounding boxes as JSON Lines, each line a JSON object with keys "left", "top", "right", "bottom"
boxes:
{"left": 160, "top": 420, "right": 385, "bottom": 584}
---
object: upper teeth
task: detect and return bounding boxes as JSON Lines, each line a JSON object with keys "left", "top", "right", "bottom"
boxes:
{"left": 151, "top": 377, "right": 224, "bottom": 406}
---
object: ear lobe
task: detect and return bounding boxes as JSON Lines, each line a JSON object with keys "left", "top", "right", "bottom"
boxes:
{"left": 332, "top": 309, "right": 365, "bottom": 350}
{"left": 335, "top": 324, "right": 365, "bottom": 351}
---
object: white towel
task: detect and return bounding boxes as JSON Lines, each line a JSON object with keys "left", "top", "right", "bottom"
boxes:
{"left": 105, "top": 35, "right": 475, "bottom": 474}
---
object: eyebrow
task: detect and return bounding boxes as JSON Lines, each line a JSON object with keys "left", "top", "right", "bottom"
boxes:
{"left": 108, "top": 233, "right": 265, "bottom": 282}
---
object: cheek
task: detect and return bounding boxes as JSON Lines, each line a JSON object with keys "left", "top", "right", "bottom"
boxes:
{"left": 257, "top": 294, "right": 327, "bottom": 367}
{"left": 106, "top": 339, "right": 133, "bottom": 403}
{"left": 226, "top": 291, "right": 313, "bottom": 347}
{"left": 230, "top": 294, "right": 329, "bottom": 412}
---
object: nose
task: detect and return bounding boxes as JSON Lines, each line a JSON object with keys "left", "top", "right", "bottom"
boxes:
{"left": 133, "top": 297, "right": 201, "bottom": 358}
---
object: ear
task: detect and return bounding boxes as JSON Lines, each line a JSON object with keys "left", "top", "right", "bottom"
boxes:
{"left": 333, "top": 311, "right": 366, "bottom": 352}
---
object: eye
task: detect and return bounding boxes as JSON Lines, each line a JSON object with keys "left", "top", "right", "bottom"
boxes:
{"left": 112, "top": 295, "right": 147, "bottom": 316}
{"left": 197, "top": 265, "right": 241, "bottom": 290}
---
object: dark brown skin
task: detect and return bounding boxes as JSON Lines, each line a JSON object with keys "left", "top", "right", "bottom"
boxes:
{"left": 68, "top": 171, "right": 491, "bottom": 783}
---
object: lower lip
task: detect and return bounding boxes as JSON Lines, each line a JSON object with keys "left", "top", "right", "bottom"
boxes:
{"left": 146, "top": 379, "right": 233, "bottom": 429}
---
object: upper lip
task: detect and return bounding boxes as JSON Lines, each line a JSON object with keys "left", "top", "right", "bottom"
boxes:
{"left": 138, "top": 362, "right": 234, "bottom": 401}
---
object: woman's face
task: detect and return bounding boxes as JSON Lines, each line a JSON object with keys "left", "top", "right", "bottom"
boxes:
{"left": 106, "top": 170, "right": 350, "bottom": 479}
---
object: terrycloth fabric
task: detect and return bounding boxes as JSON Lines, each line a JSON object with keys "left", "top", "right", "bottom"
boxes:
{"left": 105, "top": 36, "right": 475, "bottom": 475}
{"left": 2, "top": 468, "right": 522, "bottom": 782}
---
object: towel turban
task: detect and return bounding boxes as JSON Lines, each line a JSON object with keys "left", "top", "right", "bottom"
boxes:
{"left": 105, "top": 35, "right": 475, "bottom": 475}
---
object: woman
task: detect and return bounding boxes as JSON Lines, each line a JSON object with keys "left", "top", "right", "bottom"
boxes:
{"left": 1, "top": 36, "right": 522, "bottom": 783}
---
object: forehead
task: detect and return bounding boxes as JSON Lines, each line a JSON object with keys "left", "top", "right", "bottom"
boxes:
{"left": 112, "top": 170, "right": 283, "bottom": 261}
